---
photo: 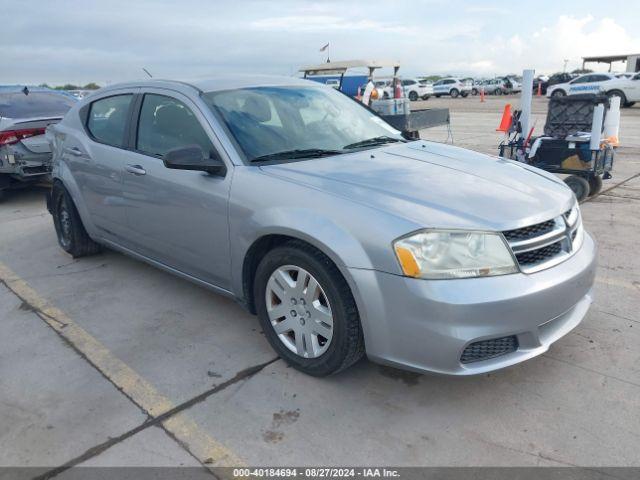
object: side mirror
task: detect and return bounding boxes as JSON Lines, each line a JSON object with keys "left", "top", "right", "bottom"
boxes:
{"left": 163, "top": 145, "right": 226, "bottom": 176}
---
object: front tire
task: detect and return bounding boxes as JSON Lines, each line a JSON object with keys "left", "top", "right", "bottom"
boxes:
{"left": 450, "top": 89, "right": 459, "bottom": 98}
{"left": 254, "top": 241, "right": 365, "bottom": 376}
{"left": 52, "top": 183, "right": 102, "bottom": 258}
{"left": 552, "top": 89, "right": 566, "bottom": 97}
{"left": 564, "top": 175, "right": 590, "bottom": 202}
{"left": 408, "top": 91, "right": 418, "bottom": 101}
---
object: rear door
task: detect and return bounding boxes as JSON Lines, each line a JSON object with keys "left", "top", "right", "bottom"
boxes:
{"left": 65, "top": 91, "right": 136, "bottom": 239}
{"left": 120, "top": 89, "right": 233, "bottom": 289}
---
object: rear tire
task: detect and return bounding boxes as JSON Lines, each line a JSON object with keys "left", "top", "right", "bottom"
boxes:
{"left": 450, "top": 89, "right": 459, "bottom": 98}
{"left": 564, "top": 175, "right": 590, "bottom": 202}
{"left": 587, "top": 175, "right": 603, "bottom": 197}
{"left": 52, "top": 183, "right": 102, "bottom": 258}
{"left": 552, "top": 89, "right": 566, "bottom": 97}
{"left": 408, "top": 91, "right": 418, "bottom": 101}
{"left": 495, "top": 88, "right": 502, "bottom": 96}
{"left": 624, "top": 102, "right": 635, "bottom": 108}
{"left": 607, "top": 90, "right": 627, "bottom": 106}
{"left": 471, "top": 88, "right": 478, "bottom": 96}
{"left": 254, "top": 240, "right": 365, "bottom": 376}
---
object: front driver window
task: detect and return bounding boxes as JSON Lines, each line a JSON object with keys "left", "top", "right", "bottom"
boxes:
{"left": 136, "top": 94, "right": 214, "bottom": 158}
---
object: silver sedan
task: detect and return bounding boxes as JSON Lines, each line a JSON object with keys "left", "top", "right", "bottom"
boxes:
{"left": 46, "top": 76, "right": 596, "bottom": 376}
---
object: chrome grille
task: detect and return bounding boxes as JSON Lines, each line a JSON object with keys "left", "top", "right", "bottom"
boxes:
{"left": 503, "top": 219, "right": 556, "bottom": 242}
{"left": 515, "top": 240, "right": 563, "bottom": 266}
{"left": 503, "top": 206, "right": 582, "bottom": 273}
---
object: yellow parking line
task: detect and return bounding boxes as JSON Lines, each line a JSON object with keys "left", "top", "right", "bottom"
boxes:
{"left": 0, "top": 261, "right": 244, "bottom": 468}
{"left": 595, "top": 276, "right": 639, "bottom": 292}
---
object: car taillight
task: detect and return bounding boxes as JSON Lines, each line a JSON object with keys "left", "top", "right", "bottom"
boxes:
{"left": 0, "top": 128, "right": 46, "bottom": 146}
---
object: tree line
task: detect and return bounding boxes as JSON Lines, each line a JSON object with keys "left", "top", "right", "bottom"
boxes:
{"left": 38, "top": 83, "right": 101, "bottom": 90}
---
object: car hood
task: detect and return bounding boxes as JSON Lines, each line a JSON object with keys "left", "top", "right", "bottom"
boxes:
{"left": 260, "top": 141, "right": 574, "bottom": 231}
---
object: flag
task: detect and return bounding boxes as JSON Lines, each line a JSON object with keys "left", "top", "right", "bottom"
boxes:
{"left": 319, "top": 43, "right": 329, "bottom": 52}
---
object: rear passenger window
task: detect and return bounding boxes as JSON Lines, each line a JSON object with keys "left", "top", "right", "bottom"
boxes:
{"left": 87, "top": 95, "right": 132, "bottom": 147}
{"left": 136, "top": 94, "right": 214, "bottom": 158}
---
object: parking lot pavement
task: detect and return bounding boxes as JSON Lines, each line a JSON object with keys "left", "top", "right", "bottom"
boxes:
{"left": 0, "top": 283, "right": 145, "bottom": 468}
{"left": 0, "top": 99, "right": 639, "bottom": 473}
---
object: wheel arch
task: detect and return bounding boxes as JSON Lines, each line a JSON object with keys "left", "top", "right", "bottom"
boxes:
{"left": 51, "top": 165, "right": 99, "bottom": 238}
{"left": 606, "top": 89, "right": 627, "bottom": 103}
{"left": 239, "top": 229, "right": 368, "bottom": 316}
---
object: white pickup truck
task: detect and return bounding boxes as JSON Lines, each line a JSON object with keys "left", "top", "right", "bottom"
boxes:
{"left": 547, "top": 72, "right": 640, "bottom": 107}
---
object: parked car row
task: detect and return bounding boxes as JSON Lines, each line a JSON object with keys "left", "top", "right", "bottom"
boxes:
{"left": 470, "top": 77, "right": 522, "bottom": 96}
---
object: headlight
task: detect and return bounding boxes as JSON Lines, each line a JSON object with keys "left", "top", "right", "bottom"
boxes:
{"left": 393, "top": 230, "right": 518, "bottom": 279}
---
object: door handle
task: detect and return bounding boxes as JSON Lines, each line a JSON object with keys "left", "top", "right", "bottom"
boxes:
{"left": 125, "top": 164, "right": 146, "bottom": 176}
{"left": 64, "top": 147, "right": 85, "bottom": 157}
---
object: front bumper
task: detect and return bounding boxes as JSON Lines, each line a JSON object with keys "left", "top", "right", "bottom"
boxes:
{"left": 349, "top": 232, "right": 597, "bottom": 375}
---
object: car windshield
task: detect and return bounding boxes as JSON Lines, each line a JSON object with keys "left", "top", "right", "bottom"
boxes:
{"left": 202, "top": 86, "right": 404, "bottom": 162}
{"left": 0, "top": 92, "right": 76, "bottom": 119}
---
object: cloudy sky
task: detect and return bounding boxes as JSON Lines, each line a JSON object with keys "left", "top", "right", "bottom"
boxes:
{"left": 2, "top": 0, "right": 639, "bottom": 85}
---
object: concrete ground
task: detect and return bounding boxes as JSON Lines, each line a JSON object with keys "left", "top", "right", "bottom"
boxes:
{"left": 1, "top": 95, "right": 639, "bottom": 476}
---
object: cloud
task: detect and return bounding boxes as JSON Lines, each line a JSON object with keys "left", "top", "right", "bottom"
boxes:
{"left": 2, "top": 2, "right": 640, "bottom": 84}
{"left": 250, "top": 15, "right": 418, "bottom": 34}
{"left": 419, "top": 15, "right": 640, "bottom": 76}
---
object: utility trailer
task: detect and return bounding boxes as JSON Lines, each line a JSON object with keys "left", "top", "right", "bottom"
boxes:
{"left": 300, "top": 60, "right": 450, "bottom": 138}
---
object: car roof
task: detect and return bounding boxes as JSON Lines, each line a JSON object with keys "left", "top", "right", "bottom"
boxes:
{"left": 573, "top": 72, "right": 615, "bottom": 80}
{"left": 95, "top": 75, "right": 317, "bottom": 96}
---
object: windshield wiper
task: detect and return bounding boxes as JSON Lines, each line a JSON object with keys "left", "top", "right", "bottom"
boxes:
{"left": 250, "top": 148, "right": 345, "bottom": 163}
{"left": 343, "top": 136, "right": 405, "bottom": 150}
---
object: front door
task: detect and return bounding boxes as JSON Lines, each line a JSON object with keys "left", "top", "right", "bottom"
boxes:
{"left": 120, "top": 91, "right": 232, "bottom": 289}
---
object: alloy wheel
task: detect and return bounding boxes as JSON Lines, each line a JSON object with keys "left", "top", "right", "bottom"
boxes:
{"left": 265, "top": 265, "right": 334, "bottom": 358}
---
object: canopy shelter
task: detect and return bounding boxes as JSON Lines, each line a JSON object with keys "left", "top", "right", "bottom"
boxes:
{"left": 299, "top": 60, "right": 401, "bottom": 90}
{"left": 582, "top": 54, "right": 640, "bottom": 72}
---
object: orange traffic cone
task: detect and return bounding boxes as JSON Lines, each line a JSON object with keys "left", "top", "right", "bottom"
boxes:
{"left": 394, "top": 79, "right": 402, "bottom": 99}
{"left": 536, "top": 82, "right": 542, "bottom": 97}
{"left": 496, "top": 104, "right": 512, "bottom": 132}
{"left": 480, "top": 87, "right": 485, "bottom": 103}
